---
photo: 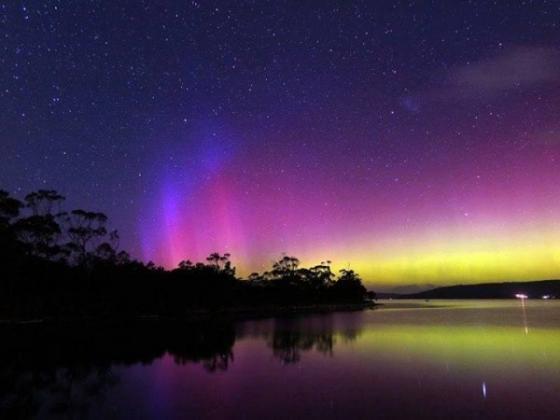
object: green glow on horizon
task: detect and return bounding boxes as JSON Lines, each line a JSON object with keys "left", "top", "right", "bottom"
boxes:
{"left": 286, "top": 221, "right": 560, "bottom": 287}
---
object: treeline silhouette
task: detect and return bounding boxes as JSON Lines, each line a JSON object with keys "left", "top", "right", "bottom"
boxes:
{"left": 0, "top": 189, "right": 374, "bottom": 320}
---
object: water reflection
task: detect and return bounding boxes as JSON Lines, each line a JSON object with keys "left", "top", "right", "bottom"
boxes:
{"left": 0, "top": 318, "right": 352, "bottom": 418}
{"left": 269, "top": 328, "right": 335, "bottom": 364}
{"left": 3, "top": 301, "right": 560, "bottom": 419}
{"left": 263, "top": 317, "right": 361, "bottom": 364}
{"left": 0, "top": 322, "right": 238, "bottom": 418}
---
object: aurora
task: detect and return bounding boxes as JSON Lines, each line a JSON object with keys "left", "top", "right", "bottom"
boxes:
{"left": 4, "top": 2, "right": 560, "bottom": 419}
{"left": 137, "top": 119, "right": 560, "bottom": 290}
{"left": 1, "top": 2, "right": 559, "bottom": 292}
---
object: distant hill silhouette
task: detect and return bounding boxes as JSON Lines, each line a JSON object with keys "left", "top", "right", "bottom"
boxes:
{"left": 401, "top": 279, "right": 560, "bottom": 299}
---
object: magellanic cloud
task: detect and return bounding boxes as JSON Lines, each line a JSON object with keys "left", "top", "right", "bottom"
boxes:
{"left": 451, "top": 46, "right": 560, "bottom": 92}
{"left": 410, "top": 46, "right": 560, "bottom": 104}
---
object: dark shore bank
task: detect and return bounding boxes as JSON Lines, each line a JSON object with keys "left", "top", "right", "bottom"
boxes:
{"left": 0, "top": 301, "right": 377, "bottom": 327}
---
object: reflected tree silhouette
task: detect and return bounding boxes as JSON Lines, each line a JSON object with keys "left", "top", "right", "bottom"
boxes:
{"left": 270, "top": 329, "right": 335, "bottom": 364}
{"left": 169, "top": 323, "right": 235, "bottom": 372}
{"left": 0, "top": 321, "right": 237, "bottom": 418}
{"left": 0, "top": 316, "right": 364, "bottom": 417}
{"left": 263, "top": 316, "right": 362, "bottom": 364}
{"left": 46, "top": 366, "right": 118, "bottom": 418}
{"left": 1, "top": 362, "right": 118, "bottom": 419}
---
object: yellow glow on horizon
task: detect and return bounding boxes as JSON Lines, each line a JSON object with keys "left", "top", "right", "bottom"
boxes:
{"left": 263, "top": 219, "right": 560, "bottom": 288}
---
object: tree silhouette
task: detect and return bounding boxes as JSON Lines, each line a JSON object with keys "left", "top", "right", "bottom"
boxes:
{"left": 332, "top": 269, "right": 367, "bottom": 301}
{"left": 8, "top": 190, "right": 66, "bottom": 260}
{"left": 206, "top": 252, "right": 235, "bottom": 276}
{"left": 0, "top": 190, "right": 22, "bottom": 226}
{"left": 271, "top": 255, "right": 301, "bottom": 282}
{"left": 61, "top": 210, "right": 109, "bottom": 264}
{"left": 13, "top": 215, "right": 62, "bottom": 260}
{"left": 0, "top": 187, "right": 373, "bottom": 320}
{"left": 24, "top": 190, "right": 65, "bottom": 216}
{"left": 309, "top": 261, "right": 335, "bottom": 288}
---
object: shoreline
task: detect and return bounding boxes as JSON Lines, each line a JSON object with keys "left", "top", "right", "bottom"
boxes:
{"left": 0, "top": 301, "right": 378, "bottom": 327}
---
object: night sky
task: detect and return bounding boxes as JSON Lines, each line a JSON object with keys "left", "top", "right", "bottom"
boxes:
{"left": 2, "top": 1, "right": 560, "bottom": 291}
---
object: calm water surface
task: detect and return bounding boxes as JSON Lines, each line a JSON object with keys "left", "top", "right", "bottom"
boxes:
{"left": 3, "top": 300, "right": 560, "bottom": 419}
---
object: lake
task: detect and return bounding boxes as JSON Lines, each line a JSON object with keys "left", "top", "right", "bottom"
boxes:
{"left": 2, "top": 299, "right": 560, "bottom": 419}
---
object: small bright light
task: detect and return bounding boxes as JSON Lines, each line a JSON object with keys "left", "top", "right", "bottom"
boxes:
{"left": 515, "top": 294, "right": 528, "bottom": 299}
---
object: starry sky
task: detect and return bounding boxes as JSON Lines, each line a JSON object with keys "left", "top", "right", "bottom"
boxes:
{"left": 1, "top": 1, "right": 560, "bottom": 291}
